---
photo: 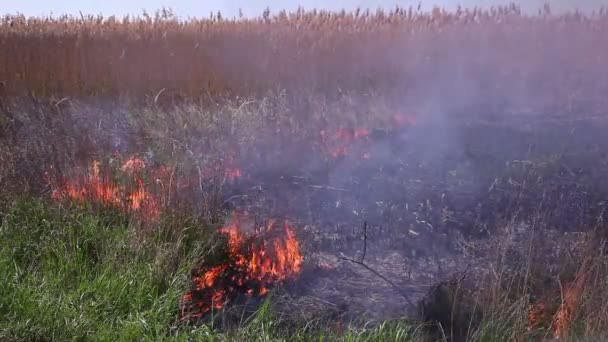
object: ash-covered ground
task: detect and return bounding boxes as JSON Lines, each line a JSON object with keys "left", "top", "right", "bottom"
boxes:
{"left": 6, "top": 97, "right": 608, "bottom": 335}
{"left": 208, "top": 116, "right": 608, "bottom": 325}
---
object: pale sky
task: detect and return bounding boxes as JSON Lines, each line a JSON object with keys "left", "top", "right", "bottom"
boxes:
{"left": 1, "top": 0, "right": 606, "bottom": 18}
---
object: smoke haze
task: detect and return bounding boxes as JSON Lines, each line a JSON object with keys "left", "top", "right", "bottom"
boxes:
{"left": 4, "top": 0, "right": 607, "bottom": 17}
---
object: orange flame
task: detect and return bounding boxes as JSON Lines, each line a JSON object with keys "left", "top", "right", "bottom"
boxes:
{"left": 50, "top": 156, "right": 160, "bottom": 220}
{"left": 527, "top": 303, "right": 548, "bottom": 332}
{"left": 526, "top": 261, "right": 591, "bottom": 339}
{"left": 552, "top": 266, "right": 589, "bottom": 339}
{"left": 181, "top": 213, "right": 304, "bottom": 320}
{"left": 319, "top": 127, "right": 371, "bottom": 159}
{"left": 224, "top": 167, "right": 243, "bottom": 181}
{"left": 199, "top": 156, "right": 244, "bottom": 182}
{"left": 317, "top": 114, "right": 419, "bottom": 159}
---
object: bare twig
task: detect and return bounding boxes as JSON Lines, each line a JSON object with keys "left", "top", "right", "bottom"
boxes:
{"left": 307, "top": 185, "right": 348, "bottom": 192}
{"left": 337, "top": 221, "right": 417, "bottom": 310}
{"left": 222, "top": 194, "right": 249, "bottom": 205}
{"left": 338, "top": 254, "right": 417, "bottom": 310}
{"left": 360, "top": 221, "right": 367, "bottom": 263}
{"left": 236, "top": 100, "right": 256, "bottom": 112}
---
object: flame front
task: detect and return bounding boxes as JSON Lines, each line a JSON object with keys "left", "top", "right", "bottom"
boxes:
{"left": 526, "top": 262, "right": 591, "bottom": 339}
{"left": 50, "top": 156, "right": 160, "bottom": 220}
{"left": 318, "top": 114, "right": 417, "bottom": 160}
{"left": 553, "top": 266, "right": 589, "bottom": 339}
{"left": 320, "top": 127, "right": 371, "bottom": 159}
{"left": 181, "top": 214, "right": 304, "bottom": 320}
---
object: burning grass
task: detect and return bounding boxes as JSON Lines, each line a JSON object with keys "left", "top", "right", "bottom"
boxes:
{"left": 3, "top": 5, "right": 608, "bottom": 342}
{"left": 3, "top": 96, "right": 608, "bottom": 340}
{"left": 0, "top": 198, "right": 423, "bottom": 341}
{"left": 181, "top": 212, "right": 304, "bottom": 321}
{"left": 49, "top": 156, "right": 162, "bottom": 219}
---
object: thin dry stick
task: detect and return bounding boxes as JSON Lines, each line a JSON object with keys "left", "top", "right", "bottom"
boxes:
{"left": 338, "top": 221, "right": 417, "bottom": 310}
{"left": 307, "top": 185, "right": 348, "bottom": 192}
{"left": 360, "top": 221, "right": 367, "bottom": 262}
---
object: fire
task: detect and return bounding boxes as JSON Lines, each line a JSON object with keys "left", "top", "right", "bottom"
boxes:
{"left": 181, "top": 213, "right": 304, "bottom": 320}
{"left": 319, "top": 127, "right": 371, "bottom": 159}
{"left": 526, "top": 261, "right": 591, "bottom": 339}
{"left": 552, "top": 266, "right": 589, "bottom": 339}
{"left": 318, "top": 114, "right": 417, "bottom": 159}
{"left": 49, "top": 153, "right": 245, "bottom": 222}
{"left": 527, "top": 303, "right": 548, "bottom": 332}
{"left": 50, "top": 156, "right": 160, "bottom": 219}
{"left": 224, "top": 167, "right": 243, "bottom": 181}
{"left": 199, "top": 156, "right": 244, "bottom": 182}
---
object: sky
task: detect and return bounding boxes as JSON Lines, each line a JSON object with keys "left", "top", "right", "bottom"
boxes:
{"left": 1, "top": 0, "right": 607, "bottom": 18}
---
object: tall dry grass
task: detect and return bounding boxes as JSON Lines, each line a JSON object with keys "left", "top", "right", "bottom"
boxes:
{"left": 0, "top": 6, "right": 607, "bottom": 114}
{"left": 3, "top": 6, "right": 608, "bottom": 341}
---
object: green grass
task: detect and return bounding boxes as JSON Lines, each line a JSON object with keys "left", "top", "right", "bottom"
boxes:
{"left": 0, "top": 198, "right": 600, "bottom": 342}
{"left": 0, "top": 198, "right": 423, "bottom": 341}
{"left": 0, "top": 199, "right": 188, "bottom": 340}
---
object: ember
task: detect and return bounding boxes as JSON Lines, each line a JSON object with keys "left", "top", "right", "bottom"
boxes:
{"left": 200, "top": 155, "right": 244, "bottom": 182}
{"left": 224, "top": 167, "right": 243, "bottom": 181}
{"left": 181, "top": 213, "right": 304, "bottom": 320}
{"left": 318, "top": 115, "right": 417, "bottom": 159}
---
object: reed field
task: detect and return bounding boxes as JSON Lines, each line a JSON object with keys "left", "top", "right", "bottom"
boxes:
{"left": 2, "top": 5, "right": 608, "bottom": 341}
{"left": 0, "top": 6, "right": 607, "bottom": 113}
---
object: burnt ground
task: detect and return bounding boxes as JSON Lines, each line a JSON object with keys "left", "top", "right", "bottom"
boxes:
{"left": 215, "top": 116, "right": 608, "bottom": 326}
{"left": 6, "top": 100, "right": 608, "bottom": 334}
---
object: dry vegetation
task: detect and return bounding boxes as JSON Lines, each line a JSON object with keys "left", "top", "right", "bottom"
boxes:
{"left": 1, "top": 6, "right": 608, "bottom": 114}
{"left": 2, "top": 5, "right": 608, "bottom": 342}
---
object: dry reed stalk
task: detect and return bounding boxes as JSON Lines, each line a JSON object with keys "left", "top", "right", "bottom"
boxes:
{"left": 0, "top": 7, "right": 605, "bottom": 115}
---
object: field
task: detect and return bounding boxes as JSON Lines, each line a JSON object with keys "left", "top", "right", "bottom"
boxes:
{"left": 2, "top": 5, "right": 608, "bottom": 341}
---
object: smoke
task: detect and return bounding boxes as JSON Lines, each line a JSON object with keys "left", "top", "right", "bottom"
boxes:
{"left": 197, "top": 0, "right": 608, "bottom": 18}
{"left": 5, "top": 0, "right": 608, "bottom": 326}
{"left": 227, "top": 0, "right": 608, "bottom": 17}
{"left": 7, "top": 0, "right": 608, "bottom": 18}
